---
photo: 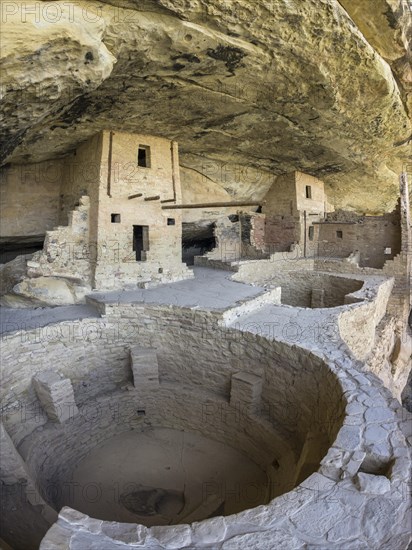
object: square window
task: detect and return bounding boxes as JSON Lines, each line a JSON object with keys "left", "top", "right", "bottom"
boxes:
{"left": 137, "top": 145, "right": 151, "bottom": 168}
{"left": 167, "top": 218, "right": 176, "bottom": 226}
{"left": 336, "top": 230, "right": 343, "bottom": 239}
{"left": 111, "top": 213, "right": 121, "bottom": 223}
{"left": 305, "top": 185, "right": 312, "bottom": 199}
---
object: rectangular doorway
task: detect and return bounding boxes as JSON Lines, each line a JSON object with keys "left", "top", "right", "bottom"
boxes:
{"left": 133, "top": 225, "right": 149, "bottom": 261}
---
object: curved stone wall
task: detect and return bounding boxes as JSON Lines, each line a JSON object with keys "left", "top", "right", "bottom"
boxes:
{"left": 234, "top": 267, "right": 376, "bottom": 307}
{"left": 231, "top": 268, "right": 395, "bottom": 364}
{"left": 1, "top": 303, "right": 411, "bottom": 549}
{"left": 39, "top": 355, "right": 411, "bottom": 549}
{"left": 1, "top": 310, "right": 345, "bottom": 542}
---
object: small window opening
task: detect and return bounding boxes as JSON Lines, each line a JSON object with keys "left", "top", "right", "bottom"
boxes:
{"left": 167, "top": 218, "right": 176, "bottom": 226}
{"left": 308, "top": 226, "right": 314, "bottom": 241}
{"left": 137, "top": 145, "right": 151, "bottom": 168}
{"left": 336, "top": 230, "right": 343, "bottom": 239}
{"left": 305, "top": 185, "right": 312, "bottom": 199}
{"left": 158, "top": 267, "right": 163, "bottom": 273}
{"left": 384, "top": 247, "right": 392, "bottom": 255}
{"left": 111, "top": 213, "right": 121, "bottom": 223}
{"left": 137, "top": 409, "right": 146, "bottom": 417}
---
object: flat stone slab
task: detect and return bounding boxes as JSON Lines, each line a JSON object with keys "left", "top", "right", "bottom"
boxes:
{"left": 0, "top": 304, "right": 100, "bottom": 335}
{"left": 88, "top": 268, "right": 265, "bottom": 310}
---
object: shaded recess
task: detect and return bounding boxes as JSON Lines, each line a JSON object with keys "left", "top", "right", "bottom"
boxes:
{"left": 182, "top": 222, "right": 216, "bottom": 265}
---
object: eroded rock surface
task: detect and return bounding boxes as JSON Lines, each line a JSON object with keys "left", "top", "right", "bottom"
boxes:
{"left": 1, "top": 0, "right": 411, "bottom": 212}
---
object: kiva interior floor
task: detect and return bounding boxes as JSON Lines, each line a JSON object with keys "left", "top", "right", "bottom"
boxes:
{"left": 64, "top": 428, "right": 267, "bottom": 526}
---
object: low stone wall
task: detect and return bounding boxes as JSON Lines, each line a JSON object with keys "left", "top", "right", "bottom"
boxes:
{"left": 314, "top": 254, "right": 410, "bottom": 320}
{"left": 195, "top": 250, "right": 315, "bottom": 272}
{"left": 236, "top": 270, "right": 364, "bottom": 308}
{"left": 233, "top": 259, "right": 399, "bottom": 364}
{"left": 233, "top": 252, "right": 315, "bottom": 277}
{"left": 365, "top": 315, "right": 412, "bottom": 402}
{"left": 220, "top": 287, "right": 282, "bottom": 324}
{"left": 337, "top": 276, "right": 394, "bottom": 360}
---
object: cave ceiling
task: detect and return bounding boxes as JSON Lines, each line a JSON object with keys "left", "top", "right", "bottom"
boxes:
{"left": 1, "top": 0, "right": 411, "bottom": 212}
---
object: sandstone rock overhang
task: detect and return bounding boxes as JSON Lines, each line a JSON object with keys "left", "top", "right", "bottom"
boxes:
{"left": 0, "top": 0, "right": 411, "bottom": 212}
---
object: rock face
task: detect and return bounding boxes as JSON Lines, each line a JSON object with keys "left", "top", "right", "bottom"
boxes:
{"left": 9, "top": 276, "right": 90, "bottom": 307}
{"left": 1, "top": 0, "right": 411, "bottom": 213}
{"left": 340, "top": 0, "right": 412, "bottom": 114}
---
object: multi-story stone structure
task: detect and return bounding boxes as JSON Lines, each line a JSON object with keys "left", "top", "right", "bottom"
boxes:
{"left": 1, "top": 131, "right": 193, "bottom": 304}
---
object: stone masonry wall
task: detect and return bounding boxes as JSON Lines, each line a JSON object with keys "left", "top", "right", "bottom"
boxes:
{"left": 239, "top": 213, "right": 267, "bottom": 259}
{"left": 26, "top": 196, "right": 91, "bottom": 284}
{"left": 262, "top": 172, "right": 297, "bottom": 217}
{"left": 264, "top": 215, "right": 300, "bottom": 253}
{"left": 261, "top": 171, "right": 325, "bottom": 254}
{"left": 1, "top": 131, "right": 193, "bottom": 296}
{"left": 202, "top": 217, "right": 242, "bottom": 262}
{"left": 314, "top": 256, "right": 410, "bottom": 320}
{"left": 33, "top": 310, "right": 412, "bottom": 549}
{"left": 317, "top": 206, "right": 402, "bottom": 268}
{"left": 0, "top": 197, "right": 93, "bottom": 305}
{"left": 234, "top": 263, "right": 366, "bottom": 307}
{"left": 93, "top": 131, "right": 191, "bottom": 289}
{"left": 0, "top": 422, "right": 57, "bottom": 550}
{"left": 59, "top": 132, "right": 104, "bottom": 227}
{"left": 1, "top": 309, "right": 347, "bottom": 548}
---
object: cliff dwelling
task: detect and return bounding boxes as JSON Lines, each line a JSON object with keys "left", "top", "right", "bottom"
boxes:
{"left": 0, "top": 1, "right": 411, "bottom": 550}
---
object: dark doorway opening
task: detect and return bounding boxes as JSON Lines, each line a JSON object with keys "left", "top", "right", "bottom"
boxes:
{"left": 182, "top": 223, "right": 216, "bottom": 266}
{"left": 133, "top": 225, "right": 149, "bottom": 261}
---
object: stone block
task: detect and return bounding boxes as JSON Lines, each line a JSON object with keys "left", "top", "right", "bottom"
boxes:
{"left": 355, "top": 473, "right": 391, "bottom": 494}
{"left": 192, "top": 516, "right": 227, "bottom": 545}
{"left": 32, "top": 371, "right": 78, "bottom": 423}
{"left": 130, "top": 346, "right": 159, "bottom": 388}
{"left": 150, "top": 525, "right": 192, "bottom": 549}
{"left": 230, "top": 371, "right": 262, "bottom": 415}
{"left": 0, "top": 422, "right": 29, "bottom": 484}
